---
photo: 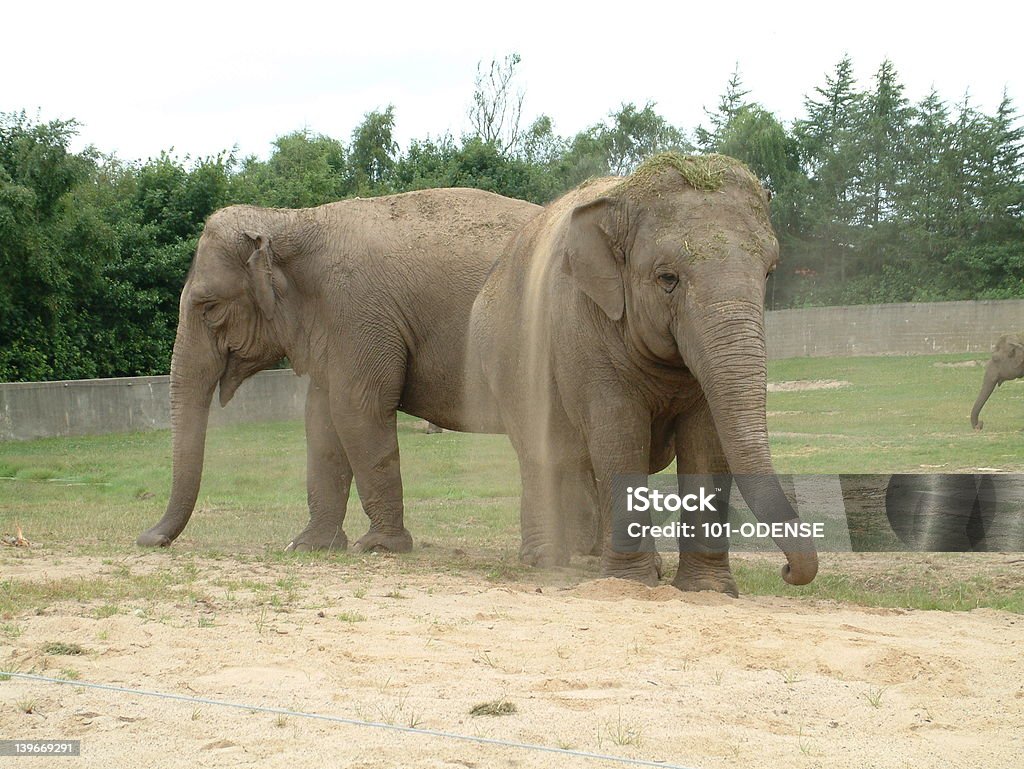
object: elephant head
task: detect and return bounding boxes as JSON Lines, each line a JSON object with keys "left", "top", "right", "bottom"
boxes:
{"left": 137, "top": 207, "right": 300, "bottom": 546}
{"left": 563, "top": 154, "right": 817, "bottom": 585}
{"left": 971, "top": 334, "right": 1024, "bottom": 430}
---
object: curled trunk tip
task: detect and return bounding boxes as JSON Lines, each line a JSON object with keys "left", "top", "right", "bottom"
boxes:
{"left": 781, "top": 551, "right": 818, "bottom": 585}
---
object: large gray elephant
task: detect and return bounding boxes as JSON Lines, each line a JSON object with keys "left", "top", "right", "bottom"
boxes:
{"left": 469, "top": 153, "right": 818, "bottom": 594}
{"left": 971, "top": 334, "right": 1024, "bottom": 430}
{"left": 137, "top": 189, "right": 541, "bottom": 552}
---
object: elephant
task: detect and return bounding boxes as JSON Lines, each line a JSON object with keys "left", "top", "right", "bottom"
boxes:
{"left": 136, "top": 188, "right": 541, "bottom": 552}
{"left": 971, "top": 333, "right": 1024, "bottom": 430}
{"left": 469, "top": 153, "right": 818, "bottom": 594}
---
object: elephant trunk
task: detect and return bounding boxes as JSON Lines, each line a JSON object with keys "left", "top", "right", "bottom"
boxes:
{"left": 137, "top": 309, "right": 224, "bottom": 547}
{"left": 680, "top": 299, "right": 818, "bottom": 586}
{"left": 970, "top": 364, "right": 999, "bottom": 430}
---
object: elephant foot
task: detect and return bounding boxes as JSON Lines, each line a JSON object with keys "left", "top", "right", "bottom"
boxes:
{"left": 519, "top": 540, "right": 570, "bottom": 568}
{"left": 352, "top": 528, "right": 413, "bottom": 554}
{"left": 136, "top": 527, "right": 174, "bottom": 547}
{"left": 570, "top": 527, "right": 602, "bottom": 557}
{"left": 285, "top": 524, "right": 348, "bottom": 552}
{"left": 601, "top": 552, "right": 662, "bottom": 587}
{"left": 672, "top": 554, "right": 739, "bottom": 597}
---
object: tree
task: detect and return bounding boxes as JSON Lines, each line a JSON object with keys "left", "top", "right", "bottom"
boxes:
{"left": 393, "top": 134, "right": 556, "bottom": 204}
{"left": 943, "top": 91, "right": 1024, "bottom": 298}
{"left": 349, "top": 106, "right": 398, "bottom": 193}
{"left": 854, "top": 59, "right": 913, "bottom": 228}
{"left": 519, "top": 114, "right": 565, "bottom": 166}
{"left": 792, "top": 55, "right": 863, "bottom": 287}
{"left": 468, "top": 52, "right": 525, "bottom": 156}
{"left": 602, "top": 102, "right": 691, "bottom": 176}
{"left": 718, "top": 106, "right": 797, "bottom": 192}
{"left": 695, "top": 65, "right": 751, "bottom": 151}
{"left": 556, "top": 102, "right": 690, "bottom": 186}
{"left": 233, "top": 130, "right": 348, "bottom": 207}
{"left": 0, "top": 112, "right": 98, "bottom": 380}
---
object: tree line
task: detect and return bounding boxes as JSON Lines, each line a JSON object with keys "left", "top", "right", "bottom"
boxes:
{"left": 1, "top": 55, "right": 1021, "bottom": 382}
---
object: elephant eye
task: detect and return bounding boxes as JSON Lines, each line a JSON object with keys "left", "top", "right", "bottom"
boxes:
{"left": 656, "top": 271, "right": 679, "bottom": 293}
{"left": 200, "top": 301, "right": 227, "bottom": 327}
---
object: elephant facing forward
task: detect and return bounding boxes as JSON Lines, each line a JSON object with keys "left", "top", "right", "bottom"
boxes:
{"left": 137, "top": 189, "right": 540, "bottom": 552}
{"left": 469, "top": 153, "right": 818, "bottom": 594}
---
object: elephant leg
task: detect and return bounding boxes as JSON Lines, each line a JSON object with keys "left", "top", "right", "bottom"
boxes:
{"left": 563, "top": 463, "right": 601, "bottom": 556}
{"left": 519, "top": 458, "right": 600, "bottom": 564}
{"left": 517, "top": 451, "right": 570, "bottom": 568}
{"left": 586, "top": 401, "right": 661, "bottom": 586}
{"left": 286, "top": 381, "right": 352, "bottom": 552}
{"left": 330, "top": 365, "right": 413, "bottom": 554}
{"left": 672, "top": 401, "right": 738, "bottom": 597}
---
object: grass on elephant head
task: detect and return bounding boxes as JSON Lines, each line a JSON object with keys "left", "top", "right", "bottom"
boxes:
{"left": 1, "top": 353, "right": 1023, "bottom": 613}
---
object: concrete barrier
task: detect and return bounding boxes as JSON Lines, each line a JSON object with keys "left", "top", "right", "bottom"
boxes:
{"left": 2, "top": 299, "right": 1022, "bottom": 441}
{"left": 765, "top": 299, "right": 1024, "bottom": 359}
{"left": 0, "top": 369, "right": 307, "bottom": 441}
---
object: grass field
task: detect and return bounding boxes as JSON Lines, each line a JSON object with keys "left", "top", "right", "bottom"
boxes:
{"left": 2, "top": 354, "right": 1023, "bottom": 612}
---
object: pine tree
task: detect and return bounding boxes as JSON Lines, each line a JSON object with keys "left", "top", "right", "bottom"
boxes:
{"left": 792, "top": 55, "right": 862, "bottom": 287}
{"left": 695, "top": 65, "right": 750, "bottom": 151}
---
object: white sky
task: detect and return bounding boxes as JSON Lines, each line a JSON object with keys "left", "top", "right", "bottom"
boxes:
{"left": 5, "top": 1, "right": 1021, "bottom": 163}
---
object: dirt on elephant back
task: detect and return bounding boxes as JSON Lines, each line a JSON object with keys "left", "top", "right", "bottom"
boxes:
{"left": 0, "top": 551, "right": 1021, "bottom": 769}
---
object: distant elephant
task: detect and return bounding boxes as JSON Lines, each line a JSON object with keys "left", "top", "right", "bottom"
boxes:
{"left": 136, "top": 189, "right": 541, "bottom": 552}
{"left": 971, "top": 334, "right": 1024, "bottom": 430}
{"left": 469, "top": 153, "right": 818, "bottom": 593}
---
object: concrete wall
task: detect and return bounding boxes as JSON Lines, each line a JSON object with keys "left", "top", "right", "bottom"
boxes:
{"left": 0, "top": 369, "right": 308, "bottom": 441}
{"left": 2, "top": 299, "right": 1022, "bottom": 441}
{"left": 765, "top": 299, "right": 1024, "bottom": 359}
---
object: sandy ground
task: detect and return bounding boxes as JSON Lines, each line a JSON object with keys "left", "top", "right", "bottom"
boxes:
{"left": 1, "top": 553, "right": 1022, "bottom": 769}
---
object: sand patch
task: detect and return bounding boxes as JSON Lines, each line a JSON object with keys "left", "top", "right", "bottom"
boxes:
{"left": 0, "top": 553, "right": 1020, "bottom": 769}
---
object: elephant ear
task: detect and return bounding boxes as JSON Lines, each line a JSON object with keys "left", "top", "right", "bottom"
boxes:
{"left": 561, "top": 197, "right": 625, "bottom": 321}
{"left": 243, "top": 231, "right": 278, "bottom": 321}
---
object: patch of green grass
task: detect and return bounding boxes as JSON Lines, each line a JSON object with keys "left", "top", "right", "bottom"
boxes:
{"left": 41, "top": 641, "right": 85, "bottom": 656}
{"left": 600, "top": 709, "right": 644, "bottom": 747}
{"left": 336, "top": 611, "right": 366, "bottom": 623}
{"left": 470, "top": 699, "right": 517, "bottom": 717}
{"left": 0, "top": 567, "right": 212, "bottom": 618}
{"left": 17, "top": 698, "right": 37, "bottom": 714}
{"left": 1, "top": 356, "right": 1022, "bottom": 613}
{"left": 766, "top": 354, "right": 1023, "bottom": 474}
{"left": 865, "top": 686, "right": 887, "bottom": 708}
{"left": 733, "top": 558, "right": 1024, "bottom": 613}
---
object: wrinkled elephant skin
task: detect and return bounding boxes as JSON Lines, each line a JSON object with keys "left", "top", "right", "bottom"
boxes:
{"left": 469, "top": 154, "right": 818, "bottom": 594}
{"left": 137, "top": 190, "right": 541, "bottom": 552}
